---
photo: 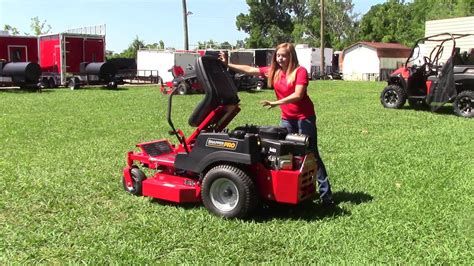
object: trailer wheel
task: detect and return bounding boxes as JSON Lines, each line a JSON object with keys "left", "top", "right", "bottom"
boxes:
{"left": 176, "top": 82, "right": 189, "bottom": 95}
{"left": 48, "top": 78, "right": 57, "bottom": 88}
{"left": 380, "top": 85, "right": 407, "bottom": 109}
{"left": 122, "top": 167, "right": 146, "bottom": 196}
{"left": 201, "top": 165, "right": 258, "bottom": 218}
{"left": 453, "top": 90, "right": 473, "bottom": 118}
{"left": 68, "top": 78, "right": 79, "bottom": 90}
{"left": 107, "top": 80, "right": 117, "bottom": 89}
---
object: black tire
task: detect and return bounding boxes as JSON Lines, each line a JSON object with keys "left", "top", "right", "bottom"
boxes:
{"left": 177, "top": 82, "right": 189, "bottom": 95}
{"left": 201, "top": 165, "right": 258, "bottom": 218}
{"left": 48, "top": 78, "right": 57, "bottom": 88}
{"left": 408, "top": 98, "right": 429, "bottom": 110}
{"left": 68, "top": 78, "right": 79, "bottom": 90}
{"left": 107, "top": 80, "right": 117, "bottom": 89}
{"left": 380, "top": 85, "right": 407, "bottom": 109}
{"left": 453, "top": 90, "right": 473, "bottom": 118}
{"left": 122, "top": 167, "right": 146, "bottom": 196}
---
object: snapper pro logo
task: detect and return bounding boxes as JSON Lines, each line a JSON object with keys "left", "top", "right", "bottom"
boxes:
{"left": 206, "top": 138, "right": 238, "bottom": 150}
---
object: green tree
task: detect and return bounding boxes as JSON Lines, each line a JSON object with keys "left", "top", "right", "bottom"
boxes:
{"left": 3, "top": 25, "right": 20, "bottom": 35}
{"left": 235, "top": 40, "right": 245, "bottom": 49}
{"left": 324, "top": 0, "right": 359, "bottom": 50}
{"left": 359, "top": 0, "right": 474, "bottom": 47}
{"left": 30, "top": 16, "right": 52, "bottom": 35}
{"left": 236, "top": 0, "right": 293, "bottom": 48}
{"left": 121, "top": 36, "right": 145, "bottom": 58}
{"left": 236, "top": 0, "right": 358, "bottom": 50}
{"left": 197, "top": 39, "right": 219, "bottom": 49}
{"left": 219, "top": 41, "right": 233, "bottom": 49}
{"left": 358, "top": 0, "right": 415, "bottom": 45}
{"left": 289, "top": 0, "right": 358, "bottom": 50}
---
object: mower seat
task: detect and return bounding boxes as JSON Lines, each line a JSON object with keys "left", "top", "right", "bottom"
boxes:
{"left": 188, "top": 56, "right": 239, "bottom": 127}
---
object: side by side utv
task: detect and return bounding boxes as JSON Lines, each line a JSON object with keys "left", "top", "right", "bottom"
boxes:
{"left": 380, "top": 33, "right": 474, "bottom": 117}
{"left": 122, "top": 56, "right": 318, "bottom": 218}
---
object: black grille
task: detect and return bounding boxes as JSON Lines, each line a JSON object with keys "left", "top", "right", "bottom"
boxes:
{"left": 141, "top": 141, "right": 173, "bottom": 156}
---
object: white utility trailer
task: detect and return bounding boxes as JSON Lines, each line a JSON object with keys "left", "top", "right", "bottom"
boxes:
{"left": 295, "top": 44, "right": 333, "bottom": 79}
{"left": 136, "top": 49, "right": 200, "bottom": 84}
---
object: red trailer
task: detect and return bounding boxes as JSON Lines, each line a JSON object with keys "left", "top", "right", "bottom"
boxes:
{"left": 39, "top": 33, "right": 117, "bottom": 89}
{"left": 0, "top": 35, "right": 38, "bottom": 63}
{"left": 0, "top": 34, "right": 42, "bottom": 89}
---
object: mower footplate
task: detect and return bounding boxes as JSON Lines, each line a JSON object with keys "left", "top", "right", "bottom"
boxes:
{"left": 142, "top": 173, "right": 200, "bottom": 203}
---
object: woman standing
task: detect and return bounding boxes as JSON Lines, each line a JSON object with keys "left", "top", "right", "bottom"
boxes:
{"left": 219, "top": 43, "right": 334, "bottom": 205}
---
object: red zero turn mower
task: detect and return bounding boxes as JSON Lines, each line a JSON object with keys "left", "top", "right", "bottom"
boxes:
{"left": 123, "top": 56, "right": 318, "bottom": 218}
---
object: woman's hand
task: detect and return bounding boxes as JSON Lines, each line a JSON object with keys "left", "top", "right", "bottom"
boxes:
{"left": 261, "top": 100, "right": 277, "bottom": 109}
{"left": 218, "top": 52, "right": 228, "bottom": 67}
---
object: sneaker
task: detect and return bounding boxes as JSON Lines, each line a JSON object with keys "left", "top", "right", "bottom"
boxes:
{"left": 321, "top": 196, "right": 335, "bottom": 207}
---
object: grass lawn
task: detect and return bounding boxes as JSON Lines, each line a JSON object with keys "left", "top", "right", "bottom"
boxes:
{"left": 0, "top": 81, "right": 472, "bottom": 263}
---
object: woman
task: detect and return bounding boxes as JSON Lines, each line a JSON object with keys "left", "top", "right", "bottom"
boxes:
{"left": 219, "top": 43, "right": 334, "bottom": 205}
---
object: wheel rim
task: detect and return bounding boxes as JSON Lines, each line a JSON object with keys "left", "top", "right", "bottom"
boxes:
{"left": 209, "top": 178, "right": 239, "bottom": 212}
{"left": 457, "top": 96, "right": 472, "bottom": 115}
{"left": 384, "top": 89, "right": 398, "bottom": 105}
{"left": 178, "top": 84, "right": 186, "bottom": 94}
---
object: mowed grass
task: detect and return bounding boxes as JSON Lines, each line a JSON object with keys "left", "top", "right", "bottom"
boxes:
{"left": 0, "top": 81, "right": 472, "bottom": 264}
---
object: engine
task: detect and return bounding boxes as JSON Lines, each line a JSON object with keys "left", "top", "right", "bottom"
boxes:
{"left": 231, "top": 125, "right": 311, "bottom": 170}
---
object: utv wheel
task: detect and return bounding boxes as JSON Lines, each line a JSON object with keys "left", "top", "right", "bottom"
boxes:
{"left": 380, "top": 85, "right": 407, "bottom": 109}
{"left": 201, "top": 165, "right": 258, "bottom": 218}
{"left": 408, "top": 98, "right": 429, "bottom": 110}
{"left": 122, "top": 167, "right": 146, "bottom": 196}
{"left": 453, "top": 90, "right": 473, "bottom": 118}
{"left": 177, "top": 82, "right": 189, "bottom": 95}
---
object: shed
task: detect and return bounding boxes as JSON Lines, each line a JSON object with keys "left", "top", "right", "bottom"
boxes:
{"left": 341, "top": 42, "right": 411, "bottom": 81}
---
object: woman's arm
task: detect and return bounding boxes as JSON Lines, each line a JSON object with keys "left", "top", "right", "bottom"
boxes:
{"left": 261, "top": 84, "right": 306, "bottom": 108}
{"left": 218, "top": 52, "right": 261, "bottom": 76}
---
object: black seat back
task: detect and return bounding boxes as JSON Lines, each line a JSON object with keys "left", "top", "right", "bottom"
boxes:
{"left": 188, "top": 56, "right": 239, "bottom": 127}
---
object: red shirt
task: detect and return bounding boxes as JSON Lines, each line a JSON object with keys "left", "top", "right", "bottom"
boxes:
{"left": 259, "top": 66, "right": 315, "bottom": 119}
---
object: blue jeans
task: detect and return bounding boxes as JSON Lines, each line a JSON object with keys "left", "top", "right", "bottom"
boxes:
{"left": 280, "top": 116, "right": 332, "bottom": 201}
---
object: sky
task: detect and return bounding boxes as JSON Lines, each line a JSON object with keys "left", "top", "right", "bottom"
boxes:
{"left": 0, "top": 0, "right": 386, "bottom": 53}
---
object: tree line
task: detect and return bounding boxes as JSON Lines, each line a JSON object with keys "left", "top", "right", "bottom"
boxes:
{"left": 4, "top": 0, "right": 473, "bottom": 59}
{"left": 237, "top": 0, "right": 472, "bottom": 50}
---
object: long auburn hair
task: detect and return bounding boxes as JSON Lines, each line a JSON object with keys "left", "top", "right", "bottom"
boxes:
{"left": 268, "top": 43, "right": 300, "bottom": 87}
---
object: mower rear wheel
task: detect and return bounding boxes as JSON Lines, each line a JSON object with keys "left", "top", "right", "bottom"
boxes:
{"left": 453, "top": 90, "right": 473, "bottom": 118}
{"left": 177, "top": 82, "right": 189, "bottom": 95}
{"left": 122, "top": 167, "right": 146, "bottom": 196}
{"left": 381, "top": 85, "right": 407, "bottom": 109}
{"left": 201, "top": 165, "right": 258, "bottom": 218}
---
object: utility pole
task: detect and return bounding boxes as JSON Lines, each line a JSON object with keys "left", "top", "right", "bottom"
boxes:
{"left": 320, "top": 0, "right": 325, "bottom": 78}
{"left": 182, "top": 0, "right": 189, "bottom": 50}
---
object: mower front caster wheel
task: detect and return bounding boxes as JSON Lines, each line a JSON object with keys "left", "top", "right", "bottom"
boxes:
{"left": 201, "top": 165, "right": 258, "bottom": 218}
{"left": 123, "top": 167, "right": 146, "bottom": 196}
